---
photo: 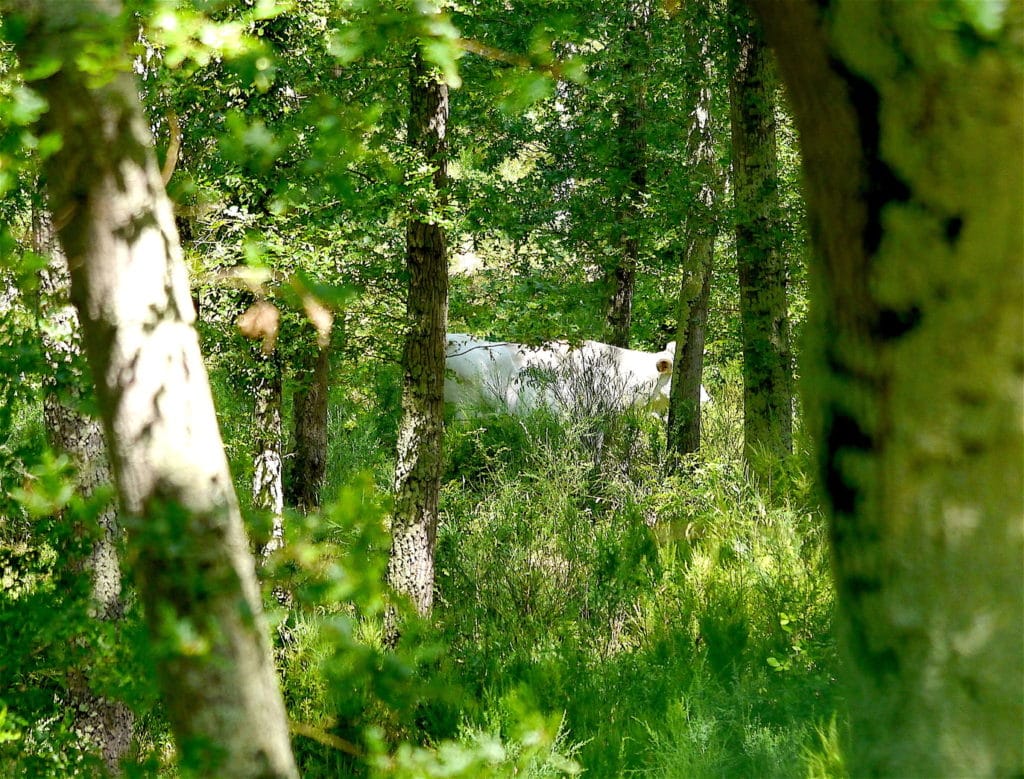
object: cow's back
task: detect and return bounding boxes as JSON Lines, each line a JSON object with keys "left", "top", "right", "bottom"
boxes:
{"left": 445, "top": 335, "right": 516, "bottom": 411}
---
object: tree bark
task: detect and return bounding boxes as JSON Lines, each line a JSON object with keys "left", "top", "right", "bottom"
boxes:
{"left": 36, "top": 210, "right": 134, "bottom": 774}
{"left": 286, "top": 342, "right": 330, "bottom": 513}
{"left": 667, "top": 3, "right": 722, "bottom": 460}
{"left": 386, "top": 48, "right": 449, "bottom": 624}
{"left": 730, "top": 2, "right": 793, "bottom": 466}
{"left": 749, "top": 1, "right": 1024, "bottom": 775}
{"left": 10, "top": 3, "right": 298, "bottom": 776}
{"left": 252, "top": 352, "right": 284, "bottom": 559}
{"left": 667, "top": 258, "right": 713, "bottom": 457}
{"left": 604, "top": 0, "right": 652, "bottom": 349}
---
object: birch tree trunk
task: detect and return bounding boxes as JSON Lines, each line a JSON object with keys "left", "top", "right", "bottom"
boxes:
{"left": 730, "top": 2, "right": 794, "bottom": 467}
{"left": 749, "top": 1, "right": 1024, "bottom": 775}
{"left": 604, "top": 0, "right": 652, "bottom": 349}
{"left": 9, "top": 3, "right": 298, "bottom": 775}
{"left": 35, "top": 210, "right": 134, "bottom": 774}
{"left": 252, "top": 353, "right": 284, "bottom": 560}
{"left": 386, "top": 47, "right": 449, "bottom": 624}
{"left": 667, "top": 3, "right": 722, "bottom": 459}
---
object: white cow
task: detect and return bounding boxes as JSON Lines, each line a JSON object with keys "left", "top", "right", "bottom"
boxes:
{"left": 444, "top": 333, "right": 708, "bottom": 418}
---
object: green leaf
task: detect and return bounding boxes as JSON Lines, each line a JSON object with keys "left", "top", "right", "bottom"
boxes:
{"left": 8, "top": 86, "right": 48, "bottom": 125}
{"left": 956, "top": 0, "right": 1008, "bottom": 36}
{"left": 18, "top": 54, "right": 62, "bottom": 82}
{"left": 0, "top": 705, "right": 22, "bottom": 745}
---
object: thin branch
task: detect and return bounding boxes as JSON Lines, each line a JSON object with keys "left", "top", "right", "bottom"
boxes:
{"left": 161, "top": 112, "right": 181, "bottom": 186}
{"left": 289, "top": 720, "right": 364, "bottom": 757}
{"left": 457, "top": 37, "right": 566, "bottom": 78}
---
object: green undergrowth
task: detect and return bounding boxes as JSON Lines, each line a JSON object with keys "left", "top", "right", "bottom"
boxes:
{"left": 202, "top": 360, "right": 846, "bottom": 777}
{"left": 1, "top": 350, "right": 845, "bottom": 776}
{"left": 427, "top": 407, "right": 841, "bottom": 778}
{"left": 272, "top": 392, "right": 844, "bottom": 777}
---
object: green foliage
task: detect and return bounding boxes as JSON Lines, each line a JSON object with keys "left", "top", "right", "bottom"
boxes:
{"left": 0, "top": 453, "right": 160, "bottom": 777}
{"left": 0, "top": 266, "right": 165, "bottom": 776}
{"left": 0, "top": 264, "right": 839, "bottom": 770}
{"left": 257, "top": 473, "right": 582, "bottom": 778}
{"left": 364, "top": 693, "right": 581, "bottom": 778}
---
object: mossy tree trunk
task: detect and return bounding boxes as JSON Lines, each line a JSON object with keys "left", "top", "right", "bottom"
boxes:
{"left": 667, "top": 256, "right": 712, "bottom": 457}
{"left": 604, "top": 0, "right": 652, "bottom": 349}
{"left": 667, "top": 2, "right": 722, "bottom": 460}
{"left": 750, "top": 1, "right": 1024, "bottom": 775}
{"left": 731, "top": 1, "right": 793, "bottom": 467}
{"left": 386, "top": 47, "right": 449, "bottom": 624}
{"left": 11, "top": 2, "right": 298, "bottom": 776}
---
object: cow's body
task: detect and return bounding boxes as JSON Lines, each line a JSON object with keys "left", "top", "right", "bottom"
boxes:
{"left": 444, "top": 333, "right": 708, "bottom": 417}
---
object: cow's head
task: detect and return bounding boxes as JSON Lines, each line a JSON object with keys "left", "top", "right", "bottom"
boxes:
{"left": 656, "top": 342, "right": 675, "bottom": 376}
{"left": 646, "top": 342, "right": 676, "bottom": 414}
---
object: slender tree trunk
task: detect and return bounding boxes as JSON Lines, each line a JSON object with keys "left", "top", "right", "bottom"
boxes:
{"left": 604, "top": 0, "right": 651, "bottom": 349}
{"left": 667, "top": 4, "right": 722, "bottom": 460}
{"left": 730, "top": 2, "right": 793, "bottom": 466}
{"left": 386, "top": 48, "right": 449, "bottom": 625}
{"left": 35, "top": 210, "right": 134, "bottom": 774}
{"left": 11, "top": 3, "right": 298, "bottom": 776}
{"left": 286, "top": 342, "right": 330, "bottom": 513}
{"left": 667, "top": 258, "right": 713, "bottom": 457}
{"left": 252, "top": 352, "right": 284, "bottom": 559}
{"left": 749, "top": 1, "right": 1024, "bottom": 775}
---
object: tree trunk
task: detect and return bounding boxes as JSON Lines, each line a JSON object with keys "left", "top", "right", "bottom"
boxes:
{"left": 386, "top": 48, "right": 449, "bottom": 624}
{"left": 604, "top": 0, "right": 651, "bottom": 349}
{"left": 667, "top": 258, "right": 713, "bottom": 457}
{"left": 749, "top": 1, "right": 1024, "bottom": 775}
{"left": 667, "top": 4, "right": 721, "bottom": 460}
{"left": 730, "top": 2, "right": 793, "bottom": 466}
{"left": 11, "top": 3, "right": 298, "bottom": 776}
{"left": 252, "top": 352, "right": 284, "bottom": 559}
{"left": 35, "top": 210, "right": 134, "bottom": 774}
{"left": 286, "top": 342, "right": 330, "bottom": 513}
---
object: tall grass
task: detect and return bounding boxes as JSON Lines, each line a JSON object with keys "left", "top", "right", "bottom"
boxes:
{"left": 424, "top": 401, "right": 842, "bottom": 778}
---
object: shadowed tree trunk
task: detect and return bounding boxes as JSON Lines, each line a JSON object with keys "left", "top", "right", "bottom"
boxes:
{"left": 667, "top": 1, "right": 722, "bottom": 460}
{"left": 287, "top": 342, "right": 330, "bottom": 513}
{"left": 10, "top": 2, "right": 298, "bottom": 776}
{"left": 605, "top": 0, "right": 652, "bottom": 349}
{"left": 750, "top": 1, "right": 1024, "bottom": 775}
{"left": 667, "top": 258, "right": 713, "bottom": 457}
{"left": 386, "top": 46, "right": 449, "bottom": 628}
{"left": 35, "top": 209, "right": 134, "bottom": 774}
{"left": 731, "top": 1, "right": 793, "bottom": 467}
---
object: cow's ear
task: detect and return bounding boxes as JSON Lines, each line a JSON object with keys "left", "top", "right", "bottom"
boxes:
{"left": 656, "top": 357, "right": 673, "bottom": 374}
{"left": 665, "top": 341, "right": 676, "bottom": 355}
